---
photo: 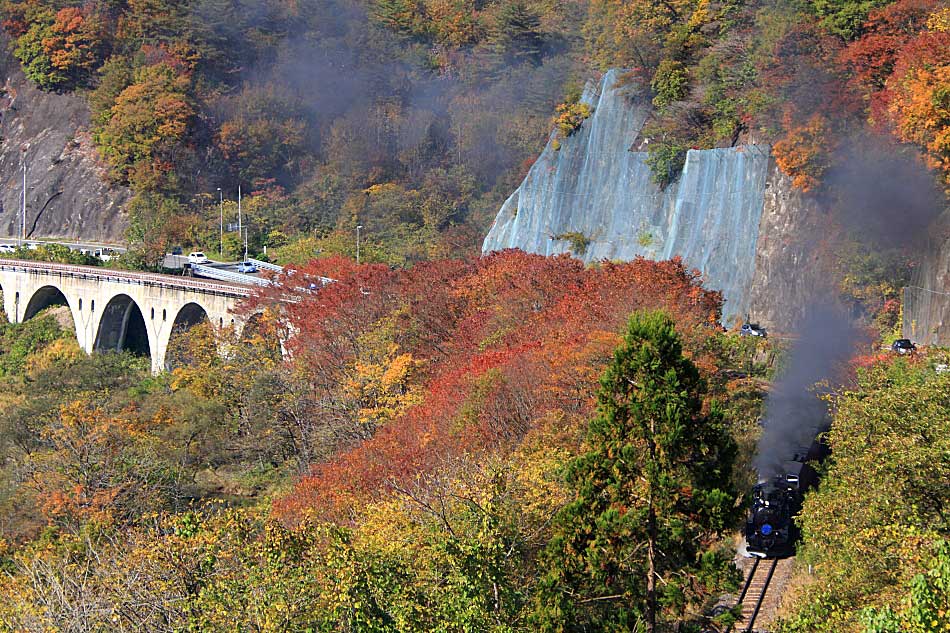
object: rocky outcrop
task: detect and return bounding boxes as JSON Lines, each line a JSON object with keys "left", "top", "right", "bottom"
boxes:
{"left": 903, "top": 219, "right": 950, "bottom": 345}
{"left": 0, "top": 41, "right": 128, "bottom": 243}
{"left": 483, "top": 69, "right": 827, "bottom": 329}
{"left": 746, "top": 167, "right": 829, "bottom": 330}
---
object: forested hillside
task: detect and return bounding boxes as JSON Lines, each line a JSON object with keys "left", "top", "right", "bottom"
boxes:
{"left": 0, "top": 1, "right": 949, "bottom": 631}
{"left": 0, "top": 252, "right": 770, "bottom": 629}
{"left": 1, "top": 0, "right": 947, "bottom": 276}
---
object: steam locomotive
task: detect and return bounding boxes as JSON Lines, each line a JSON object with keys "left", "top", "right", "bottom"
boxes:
{"left": 744, "top": 458, "right": 819, "bottom": 558}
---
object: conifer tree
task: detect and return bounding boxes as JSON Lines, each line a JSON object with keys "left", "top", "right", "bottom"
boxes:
{"left": 373, "top": 0, "right": 424, "bottom": 37}
{"left": 492, "top": 1, "right": 543, "bottom": 66}
{"left": 534, "top": 310, "right": 738, "bottom": 632}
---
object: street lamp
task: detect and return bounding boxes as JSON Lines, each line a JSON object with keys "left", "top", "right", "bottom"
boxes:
{"left": 356, "top": 225, "right": 363, "bottom": 265}
{"left": 217, "top": 188, "right": 223, "bottom": 258}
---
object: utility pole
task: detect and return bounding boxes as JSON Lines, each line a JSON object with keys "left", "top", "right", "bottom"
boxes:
{"left": 356, "top": 224, "right": 363, "bottom": 265}
{"left": 217, "top": 187, "right": 223, "bottom": 258}
{"left": 237, "top": 184, "right": 242, "bottom": 260}
{"left": 19, "top": 147, "right": 27, "bottom": 246}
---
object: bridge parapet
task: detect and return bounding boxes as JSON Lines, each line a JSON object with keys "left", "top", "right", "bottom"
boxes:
{"left": 0, "top": 259, "right": 254, "bottom": 373}
{"left": 0, "top": 259, "right": 253, "bottom": 297}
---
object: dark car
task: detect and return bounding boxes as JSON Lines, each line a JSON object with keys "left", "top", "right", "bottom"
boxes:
{"left": 891, "top": 338, "right": 916, "bottom": 355}
{"left": 740, "top": 323, "right": 767, "bottom": 338}
{"left": 171, "top": 245, "right": 183, "bottom": 255}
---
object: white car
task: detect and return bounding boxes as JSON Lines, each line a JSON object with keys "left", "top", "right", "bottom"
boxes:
{"left": 188, "top": 252, "right": 209, "bottom": 264}
{"left": 94, "top": 248, "right": 118, "bottom": 262}
{"left": 0, "top": 244, "right": 16, "bottom": 254}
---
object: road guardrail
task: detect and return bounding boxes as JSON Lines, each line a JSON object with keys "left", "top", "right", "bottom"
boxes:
{"left": 246, "top": 258, "right": 283, "bottom": 273}
{"left": 192, "top": 264, "right": 272, "bottom": 287}
{"left": 0, "top": 259, "right": 253, "bottom": 297}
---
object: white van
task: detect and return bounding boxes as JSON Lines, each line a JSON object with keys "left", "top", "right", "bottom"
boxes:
{"left": 188, "top": 252, "right": 209, "bottom": 264}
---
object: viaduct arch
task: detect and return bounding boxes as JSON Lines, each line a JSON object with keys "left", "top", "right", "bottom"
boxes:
{"left": 0, "top": 259, "right": 253, "bottom": 373}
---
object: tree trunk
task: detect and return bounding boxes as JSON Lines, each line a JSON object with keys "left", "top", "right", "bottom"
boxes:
{"left": 647, "top": 504, "right": 656, "bottom": 633}
{"left": 646, "top": 416, "right": 657, "bottom": 633}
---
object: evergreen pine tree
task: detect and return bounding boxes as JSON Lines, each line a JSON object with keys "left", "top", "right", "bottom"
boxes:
{"left": 372, "top": 0, "right": 423, "bottom": 37}
{"left": 492, "top": 1, "right": 543, "bottom": 66}
{"left": 534, "top": 310, "right": 739, "bottom": 632}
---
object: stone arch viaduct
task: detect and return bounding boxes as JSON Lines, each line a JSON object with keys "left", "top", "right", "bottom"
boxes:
{"left": 0, "top": 259, "right": 253, "bottom": 373}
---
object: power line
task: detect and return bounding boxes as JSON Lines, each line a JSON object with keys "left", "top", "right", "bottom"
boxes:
{"left": 905, "top": 285, "right": 950, "bottom": 297}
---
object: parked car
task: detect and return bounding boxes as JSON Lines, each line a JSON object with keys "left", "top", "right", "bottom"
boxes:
{"left": 0, "top": 244, "right": 16, "bottom": 254}
{"left": 740, "top": 323, "right": 767, "bottom": 337}
{"left": 237, "top": 261, "right": 258, "bottom": 274}
{"left": 171, "top": 245, "right": 183, "bottom": 255}
{"left": 891, "top": 338, "right": 916, "bottom": 355}
{"left": 188, "top": 251, "right": 209, "bottom": 264}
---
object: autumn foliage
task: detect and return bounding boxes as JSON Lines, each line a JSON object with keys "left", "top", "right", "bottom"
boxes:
{"left": 838, "top": 0, "right": 950, "bottom": 187}
{"left": 774, "top": 114, "right": 835, "bottom": 192}
{"left": 247, "top": 251, "right": 723, "bottom": 522}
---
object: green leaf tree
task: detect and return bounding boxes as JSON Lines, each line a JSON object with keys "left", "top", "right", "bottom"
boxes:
{"left": 780, "top": 360, "right": 950, "bottom": 632}
{"left": 810, "top": 0, "right": 891, "bottom": 40}
{"left": 863, "top": 541, "right": 950, "bottom": 633}
{"left": 534, "top": 309, "right": 738, "bottom": 632}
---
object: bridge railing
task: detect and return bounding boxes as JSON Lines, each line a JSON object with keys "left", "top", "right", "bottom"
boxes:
{"left": 246, "top": 258, "right": 283, "bottom": 273}
{"left": 0, "top": 258, "right": 254, "bottom": 297}
{"left": 192, "top": 264, "right": 273, "bottom": 287}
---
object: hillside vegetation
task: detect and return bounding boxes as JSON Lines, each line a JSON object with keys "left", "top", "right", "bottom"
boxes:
{"left": 0, "top": 1, "right": 949, "bottom": 631}
{"left": 0, "top": 252, "right": 778, "bottom": 630}
{"left": 776, "top": 352, "right": 950, "bottom": 632}
{"left": 0, "top": 1, "right": 947, "bottom": 273}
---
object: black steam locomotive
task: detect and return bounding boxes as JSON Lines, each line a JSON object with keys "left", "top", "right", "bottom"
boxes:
{"left": 744, "top": 460, "right": 818, "bottom": 558}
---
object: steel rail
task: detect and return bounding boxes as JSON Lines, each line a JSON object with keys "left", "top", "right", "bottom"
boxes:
{"left": 725, "top": 558, "right": 758, "bottom": 633}
{"left": 734, "top": 558, "right": 759, "bottom": 617}
{"left": 743, "top": 558, "right": 779, "bottom": 633}
{"left": 0, "top": 259, "right": 254, "bottom": 298}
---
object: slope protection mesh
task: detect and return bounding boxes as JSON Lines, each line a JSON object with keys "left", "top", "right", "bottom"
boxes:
{"left": 483, "top": 69, "right": 771, "bottom": 324}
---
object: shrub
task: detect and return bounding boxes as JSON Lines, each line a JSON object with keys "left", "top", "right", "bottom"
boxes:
{"left": 651, "top": 59, "right": 690, "bottom": 109}
{"left": 646, "top": 140, "right": 689, "bottom": 188}
{"left": 553, "top": 231, "right": 591, "bottom": 255}
{"left": 553, "top": 102, "right": 592, "bottom": 138}
{"left": 773, "top": 114, "right": 832, "bottom": 191}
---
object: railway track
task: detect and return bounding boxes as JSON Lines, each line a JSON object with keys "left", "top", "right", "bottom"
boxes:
{"left": 727, "top": 557, "right": 779, "bottom": 633}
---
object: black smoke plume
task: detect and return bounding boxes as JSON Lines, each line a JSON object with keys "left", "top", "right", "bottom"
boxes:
{"left": 754, "top": 301, "right": 860, "bottom": 478}
{"left": 823, "top": 136, "right": 945, "bottom": 249}
{"left": 755, "top": 133, "right": 945, "bottom": 477}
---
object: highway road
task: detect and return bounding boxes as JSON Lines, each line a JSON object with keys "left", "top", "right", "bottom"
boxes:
{"left": 161, "top": 254, "right": 264, "bottom": 276}
{"left": 0, "top": 237, "right": 127, "bottom": 253}
{"left": 0, "top": 236, "right": 273, "bottom": 283}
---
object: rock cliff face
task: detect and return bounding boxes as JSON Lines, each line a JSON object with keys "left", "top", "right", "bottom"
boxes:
{"left": 483, "top": 69, "right": 825, "bottom": 330}
{"left": 903, "top": 223, "right": 950, "bottom": 345}
{"left": 0, "top": 42, "right": 128, "bottom": 243}
{"left": 747, "top": 168, "right": 828, "bottom": 330}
